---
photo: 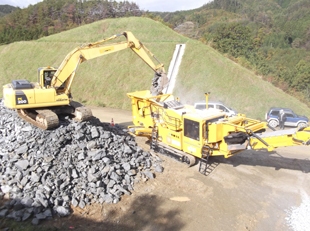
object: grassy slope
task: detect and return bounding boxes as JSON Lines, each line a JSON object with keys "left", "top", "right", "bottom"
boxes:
{"left": 0, "top": 17, "right": 309, "bottom": 119}
{"left": 0, "top": 18, "right": 188, "bottom": 109}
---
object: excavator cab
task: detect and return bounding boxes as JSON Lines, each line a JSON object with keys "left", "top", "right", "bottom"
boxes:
{"left": 38, "top": 67, "right": 57, "bottom": 88}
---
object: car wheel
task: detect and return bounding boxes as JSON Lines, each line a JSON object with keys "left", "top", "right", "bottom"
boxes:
{"left": 297, "top": 122, "right": 306, "bottom": 128}
{"left": 268, "top": 120, "right": 278, "bottom": 128}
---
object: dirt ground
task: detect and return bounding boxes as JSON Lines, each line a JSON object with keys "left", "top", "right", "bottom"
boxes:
{"left": 4, "top": 106, "right": 310, "bottom": 231}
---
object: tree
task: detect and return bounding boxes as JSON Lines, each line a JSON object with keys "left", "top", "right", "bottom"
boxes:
{"left": 292, "top": 60, "right": 310, "bottom": 91}
{"left": 0, "top": 0, "right": 143, "bottom": 44}
{"left": 212, "top": 22, "right": 255, "bottom": 58}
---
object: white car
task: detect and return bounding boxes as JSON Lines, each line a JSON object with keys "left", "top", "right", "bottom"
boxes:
{"left": 194, "top": 101, "right": 238, "bottom": 117}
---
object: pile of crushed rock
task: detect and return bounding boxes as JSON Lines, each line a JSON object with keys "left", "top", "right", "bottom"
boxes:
{"left": 0, "top": 99, "right": 163, "bottom": 225}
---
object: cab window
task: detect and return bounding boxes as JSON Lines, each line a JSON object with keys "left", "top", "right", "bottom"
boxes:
{"left": 196, "top": 104, "right": 206, "bottom": 110}
{"left": 184, "top": 118, "right": 200, "bottom": 141}
{"left": 285, "top": 113, "right": 294, "bottom": 118}
{"left": 216, "top": 104, "right": 228, "bottom": 112}
{"left": 43, "top": 70, "right": 56, "bottom": 87}
{"left": 270, "top": 110, "right": 280, "bottom": 116}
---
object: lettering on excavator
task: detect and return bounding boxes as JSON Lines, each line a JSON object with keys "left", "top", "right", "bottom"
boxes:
{"left": 15, "top": 92, "right": 28, "bottom": 105}
{"left": 99, "top": 47, "right": 114, "bottom": 53}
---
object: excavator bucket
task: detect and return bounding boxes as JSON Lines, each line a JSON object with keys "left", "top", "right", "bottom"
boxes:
{"left": 150, "top": 71, "right": 169, "bottom": 96}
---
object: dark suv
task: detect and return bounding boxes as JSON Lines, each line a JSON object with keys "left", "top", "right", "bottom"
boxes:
{"left": 265, "top": 107, "right": 309, "bottom": 128}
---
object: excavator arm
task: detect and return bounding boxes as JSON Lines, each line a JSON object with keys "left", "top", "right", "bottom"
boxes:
{"left": 51, "top": 31, "right": 168, "bottom": 96}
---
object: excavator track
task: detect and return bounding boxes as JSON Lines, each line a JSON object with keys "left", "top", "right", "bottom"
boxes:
{"left": 17, "top": 109, "right": 59, "bottom": 130}
{"left": 70, "top": 101, "right": 93, "bottom": 121}
{"left": 16, "top": 101, "right": 92, "bottom": 130}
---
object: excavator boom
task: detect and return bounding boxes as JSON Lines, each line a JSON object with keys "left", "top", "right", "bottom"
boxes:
{"left": 52, "top": 31, "right": 167, "bottom": 96}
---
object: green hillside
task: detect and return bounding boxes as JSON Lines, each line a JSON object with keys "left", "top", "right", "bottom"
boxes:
{"left": 0, "top": 5, "right": 17, "bottom": 18}
{"left": 1, "top": 17, "right": 309, "bottom": 119}
{"left": 157, "top": 0, "right": 310, "bottom": 109}
{"left": 0, "top": 0, "right": 142, "bottom": 45}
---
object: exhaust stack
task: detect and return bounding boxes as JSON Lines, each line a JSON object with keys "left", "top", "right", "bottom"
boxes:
{"left": 205, "top": 92, "right": 210, "bottom": 109}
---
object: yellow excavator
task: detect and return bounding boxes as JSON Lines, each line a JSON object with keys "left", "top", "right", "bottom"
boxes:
{"left": 2, "top": 32, "right": 168, "bottom": 129}
{"left": 127, "top": 90, "right": 310, "bottom": 175}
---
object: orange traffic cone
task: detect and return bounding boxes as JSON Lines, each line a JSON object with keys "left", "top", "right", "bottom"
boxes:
{"left": 111, "top": 118, "right": 115, "bottom": 126}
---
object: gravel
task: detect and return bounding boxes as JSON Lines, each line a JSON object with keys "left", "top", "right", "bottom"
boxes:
{"left": 0, "top": 99, "right": 163, "bottom": 224}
